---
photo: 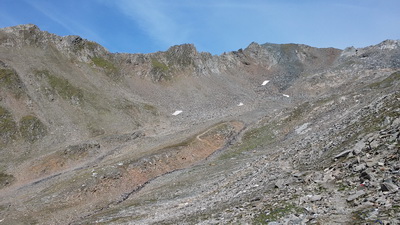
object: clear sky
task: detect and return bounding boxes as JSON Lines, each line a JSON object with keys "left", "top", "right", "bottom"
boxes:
{"left": 1, "top": 0, "right": 399, "bottom": 55}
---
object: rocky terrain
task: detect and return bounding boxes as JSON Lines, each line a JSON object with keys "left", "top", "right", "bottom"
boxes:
{"left": 0, "top": 24, "right": 399, "bottom": 224}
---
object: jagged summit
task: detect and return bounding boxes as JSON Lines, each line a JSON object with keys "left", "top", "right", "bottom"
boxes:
{"left": 0, "top": 24, "right": 108, "bottom": 62}
{"left": 0, "top": 24, "right": 399, "bottom": 224}
{"left": 3, "top": 24, "right": 397, "bottom": 81}
{"left": 0, "top": 23, "right": 39, "bottom": 32}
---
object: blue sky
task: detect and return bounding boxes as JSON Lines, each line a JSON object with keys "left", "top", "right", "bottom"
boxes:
{"left": 1, "top": 0, "right": 399, "bottom": 55}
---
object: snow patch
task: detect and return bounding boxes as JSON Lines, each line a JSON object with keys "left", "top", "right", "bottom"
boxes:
{"left": 283, "top": 94, "right": 290, "bottom": 98}
{"left": 261, "top": 80, "right": 270, "bottom": 86}
{"left": 237, "top": 102, "right": 244, "bottom": 106}
{"left": 172, "top": 110, "right": 183, "bottom": 116}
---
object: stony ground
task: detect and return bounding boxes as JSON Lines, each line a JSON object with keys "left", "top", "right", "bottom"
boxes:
{"left": 0, "top": 25, "right": 399, "bottom": 224}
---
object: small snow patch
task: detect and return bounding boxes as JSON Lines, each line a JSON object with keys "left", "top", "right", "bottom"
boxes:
{"left": 261, "top": 80, "right": 270, "bottom": 86}
{"left": 237, "top": 102, "right": 244, "bottom": 106}
{"left": 283, "top": 94, "right": 290, "bottom": 98}
{"left": 172, "top": 110, "right": 183, "bottom": 116}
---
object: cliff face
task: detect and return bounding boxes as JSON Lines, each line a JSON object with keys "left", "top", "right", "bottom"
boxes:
{"left": 0, "top": 24, "right": 399, "bottom": 224}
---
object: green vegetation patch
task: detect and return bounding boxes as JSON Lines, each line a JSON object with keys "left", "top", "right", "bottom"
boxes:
{"left": 87, "top": 124, "right": 105, "bottom": 137}
{"left": 350, "top": 206, "right": 399, "bottom": 224}
{"left": 91, "top": 57, "right": 118, "bottom": 74}
{"left": 0, "top": 171, "right": 14, "bottom": 188}
{"left": 75, "top": 40, "right": 99, "bottom": 52}
{"left": 91, "top": 56, "right": 120, "bottom": 80}
{"left": 253, "top": 203, "right": 305, "bottom": 224}
{"left": 0, "top": 106, "right": 17, "bottom": 144}
{"left": 151, "top": 59, "right": 171, "bottom": 81}
{"left": 19, "top": 115, "right": 47, "bottom": 143}
{"left": 241, "top": 123, "right": 276, "bottom": 148}
{"left": 198, "top": 123, "right": 231, "bottom": 140}
{"left": 368, "top": 71, "right": 400, "bottom": 89}
{"left": 35, "top": 69, "right": 84, "bottom": 102}
{"left": 151, "top": 59, "right": 169, "bottom": 72}
{"left": 69, "top": 36, "right": 99, "bottom": 52}
{"left": 85, "top": 41, "right": 99, "bottom": 51}
{"left": 219, "top": 121, "right": 277, "bottom": 160}
{"left": 0, "top": 68, "right": 19, "bottom": 86}
{"left": 142, "top": 103, "right": 158, "bottom": 116}
{"left": 0, "top": 68, "right": 24, "bottom": 97}
{"left": 337, "top": 182, "right": 352, "bottom": 192}
{"left": 164, "top": 136, "right": 197, "bottom": 149}
{"left": 283, "top": 101, "right": 312, "bottom": 124}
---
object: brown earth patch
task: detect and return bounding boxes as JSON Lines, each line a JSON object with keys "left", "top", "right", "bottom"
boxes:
{"left": 1, "top": 121, "right": 244, "bottom": 224}
{"left": 80, "top": 121, "right": 244, "bottom": 203}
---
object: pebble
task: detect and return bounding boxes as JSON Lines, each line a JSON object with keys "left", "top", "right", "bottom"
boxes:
{"left": 309, "top": 195, "right": 323, "bottom": 202}
{"left": 381, "top": 182, "right": 398, "bottom": 192}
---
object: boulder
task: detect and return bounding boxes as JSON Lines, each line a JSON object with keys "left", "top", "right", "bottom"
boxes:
{"left": 347, "top": 190, "right": 366, "bottom": 201}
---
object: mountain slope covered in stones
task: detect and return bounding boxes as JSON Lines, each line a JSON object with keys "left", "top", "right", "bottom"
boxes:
{"left": 0, "top": 24, "right": 399, "bottom": 224}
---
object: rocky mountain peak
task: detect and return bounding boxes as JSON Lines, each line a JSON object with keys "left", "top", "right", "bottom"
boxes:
{"left": 0, "top": 23, "right": 40, "bottom": 34}
{"left": 375, "top": 39, "right": 400, "bottom": 50}
{"left": 0, "top": 24, "right": 108, "bottom": 62}
{"left": 244, "top": 41, "right": 263, "bottom": 54}
{"left": 166, "top": 43, "right": 198, "bottom": 55}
